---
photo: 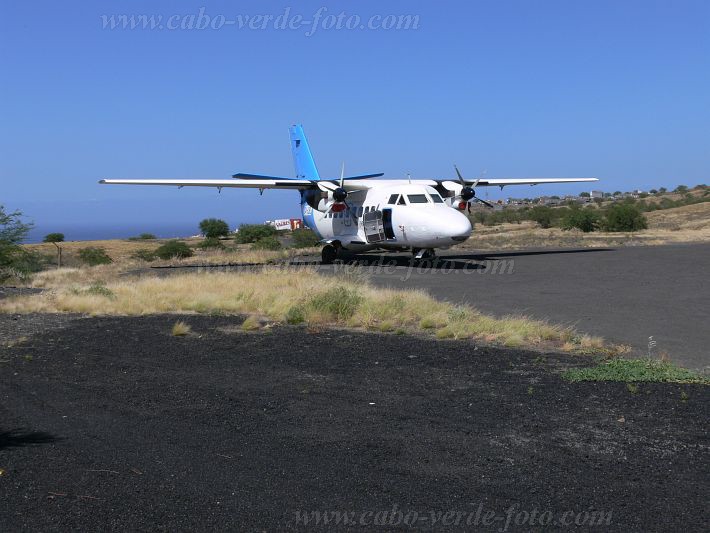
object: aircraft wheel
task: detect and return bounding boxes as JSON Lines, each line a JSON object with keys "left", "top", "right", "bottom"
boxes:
{"left": 321, "top": 244, "right": 338, "bottom": 265}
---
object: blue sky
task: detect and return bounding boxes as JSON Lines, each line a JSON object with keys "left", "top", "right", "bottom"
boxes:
{"left": 1, "top": 0, "right": 708, "bottom": 240}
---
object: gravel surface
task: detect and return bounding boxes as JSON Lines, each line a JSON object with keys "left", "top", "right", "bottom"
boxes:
{"left": 0, "top": 314, "right": 708, "bottom": 531}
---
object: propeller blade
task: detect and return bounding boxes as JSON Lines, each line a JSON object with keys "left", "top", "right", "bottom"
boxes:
{"left": 317, "top": 181, "right": 337, "bottom": 192}
{"left": 340, "top": 162, "right": 345, "bottom": 189}
{"left": 454, "top": 164, "right": 465, "bottom": 185}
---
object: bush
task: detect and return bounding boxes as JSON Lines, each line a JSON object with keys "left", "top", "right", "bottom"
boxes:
{"left": 1, "top": 206, "right": 37, "bottom": 281}
{"left": 198, "top": 237, "right": 225, "bottom": 249}
{"left": 528, "top": 206, "right": 554, "bottom": 228}
{"left": 602, "top": 204, "right": 648, "bottom": 232}
{"left": 199, "top": 218, "right": 230, "bottom": 239}
{"left": 561, "top": 207, "right": 600, "bottom": 232}
{"left": 128, "top": 233, "right": 157, "bottom": 241}
{"left": 130, "top": 249, "right": 157, "bottom": 262}
{"left": 251, "top": 236, "right": 282, "bottom": 250}
{"left": 155, "top": 240, "right": 194, "bottom": 260}
{"left": 235, "top": 224, "right": 277, "bottom": 244}
{"left": 43, "top": 233, "right": 65, "bottom": 243}
{"left": 77, "top": 247, "right": 113, "bottom": 266}
{"left": 291, "top": 228, "right": 320, "bottom": 248}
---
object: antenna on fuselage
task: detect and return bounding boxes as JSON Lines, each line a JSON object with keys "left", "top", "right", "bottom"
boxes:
{"left": 407, "top": 172, "right": 412, "bottom": 184}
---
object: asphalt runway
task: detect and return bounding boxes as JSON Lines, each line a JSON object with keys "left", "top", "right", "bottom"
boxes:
{"left": 328, "top": 243, "right": 710, "bottom": 370}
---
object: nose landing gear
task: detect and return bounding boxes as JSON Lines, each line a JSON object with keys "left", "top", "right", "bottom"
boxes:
{"left": 412, "top": 248, "right": 436, "bottom": 261}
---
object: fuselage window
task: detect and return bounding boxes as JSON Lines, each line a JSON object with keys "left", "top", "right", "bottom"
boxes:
{"left": 388, "top": 194, "right": 399, "bottom": 205}
{"left": 431, "top": 193, "right": 444, "bottom": 203}
{"left": 407, "top": 194, "right": 429, "bottom": 204}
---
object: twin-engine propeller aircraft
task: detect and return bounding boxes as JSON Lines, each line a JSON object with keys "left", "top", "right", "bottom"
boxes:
{"left": 100, "top": 125, "right": 598, "bottom": 264}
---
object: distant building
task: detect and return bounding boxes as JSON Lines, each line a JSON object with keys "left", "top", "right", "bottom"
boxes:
{"left": 590, "top": 190, "right": 604, "bottom": 199}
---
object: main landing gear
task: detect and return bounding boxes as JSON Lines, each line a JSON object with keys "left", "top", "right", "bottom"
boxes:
{"left": 321, "top": 244, "right": 339, "bottom": 265}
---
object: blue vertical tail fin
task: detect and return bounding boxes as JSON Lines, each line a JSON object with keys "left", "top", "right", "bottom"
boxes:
{"left": 289, "top": 124, "right": 320, "bottom": 180}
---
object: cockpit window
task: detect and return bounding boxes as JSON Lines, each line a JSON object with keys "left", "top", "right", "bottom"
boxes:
{"left": 397, "top": 195, "right": 407, "bottom": 205}
{"left": 388, "top": 194, "right": 399, "bottom": 205}
{"left": 407, "top": 194, "right": 429, "bottom": 204}
{"left": 431, "top": 193, "right": 444, "bottom": 203}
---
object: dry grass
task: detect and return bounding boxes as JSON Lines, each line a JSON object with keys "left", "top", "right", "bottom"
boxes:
{"left": 24, "top": 237, "right": 318, "bottom": 269}
{"left": 0, "top": 268, "right": 605, "bottom": 351}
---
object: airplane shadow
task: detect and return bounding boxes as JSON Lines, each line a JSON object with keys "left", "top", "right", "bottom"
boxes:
{"left": 444, "top": 247, "right": 615, "bottom": 261}
{"left": 0, "top": 428, "right": 58, "bottom": 450}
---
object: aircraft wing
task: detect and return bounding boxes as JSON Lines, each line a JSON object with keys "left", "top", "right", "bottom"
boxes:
{"left": 466, "top": 177, "right": 598, "bottom": 187}
{"left": 329, "top": 177, "right": 598, "bottom": 190}
{"left": 99, "top": 178, "right": 313, "bottom": 190}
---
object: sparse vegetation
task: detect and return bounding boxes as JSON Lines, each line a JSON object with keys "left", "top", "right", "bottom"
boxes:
{"left": 562, "top": 359, "right": 708, "bottom": 384}
{"left": 155, "top": 240, "right": 193, "bottom": 260}
{"left": 199, "top": 218, "right": 230, "bottom": 239}
{"left": 235, "top": 224, "right": 277, "bottom": 244}
{"left": 77, "top": 247, "right": 113, "bottom": 266}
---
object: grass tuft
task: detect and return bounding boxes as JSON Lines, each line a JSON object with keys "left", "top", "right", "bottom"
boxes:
{"left": 562, "top": 358, "right": 708, "bottom": 384}
{"left": 308, "top": 287, "right": 362, "bottom": 321}
{"left": 241, "top": 316, "right": 262, "bottom": 331}
{"left": 171, "top": 321, "right": 191, "bottom": 337}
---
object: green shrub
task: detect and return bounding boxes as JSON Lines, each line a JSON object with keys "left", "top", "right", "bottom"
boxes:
{"left": 43, "top": 232, "right": 65, "bottom": 243}
{"left": 199, "top": 218, "right": 230, "bottom": 239}
{"left": 1, "top": 206, "right": 36, "bottom": 281}
{"left": 291, "top": 228, "right": 320, "bottom": 248}
{"left": 602, "top": 204, "right": 648, "bottom": 232}
{"left": 155, "top": 240, "right": 194, "bottom": 260}
{"left": 528, "top": 206, "right": 554, "bottom": 228}
{"left": 285, "top": 306, "right": 305, "bottom": 324}
{"left": 235, "top": 224, "right": 277, "bottom": 244}
{"left": 130, "top": 249, "right": 157, "bottom": 262}
{"left": 77, "top": 247, "right": 113, "bottom": 266}
{"left": 86, "top": 284, "right": 115, "bottom": 298}
{"left": 128, "top": 233, "right": 157, "bottom": 241}
{"left": 561, "top": 207, "right": 600, "bottom": 232}
{"left": 308, "top": 287, "right": 363, "bottom": 320}
{"left": 198, "top": 237, "right": 225, "bottom": 249}
{"left": 251, "top": 236, "right": 282, "bottom": 250}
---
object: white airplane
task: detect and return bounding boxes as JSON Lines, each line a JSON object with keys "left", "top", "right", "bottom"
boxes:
{"left": 101, "top": 125, "right": 598, "bottom": 264}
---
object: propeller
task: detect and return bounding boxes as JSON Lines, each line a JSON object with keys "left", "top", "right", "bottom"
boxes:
{"left": 317, "top": 162, "right": 354, "bottom": 217}
{"left": 453, "top": 165, "right": 495, "bottom": 210}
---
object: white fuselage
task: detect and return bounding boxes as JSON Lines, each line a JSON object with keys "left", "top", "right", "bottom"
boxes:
{"left": 302, "top": 184, "right": 472, "bottom": 251}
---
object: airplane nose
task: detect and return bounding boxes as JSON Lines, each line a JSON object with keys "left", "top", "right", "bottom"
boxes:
{"left": 446, "top": 210, "right": 472, "bottom": 241}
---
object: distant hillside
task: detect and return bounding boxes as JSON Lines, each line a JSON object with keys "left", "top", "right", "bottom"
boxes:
{"left": 645, "top": 201, "right": 710, "bottom": 232}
